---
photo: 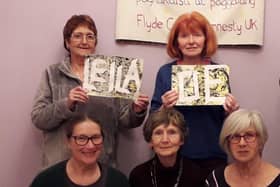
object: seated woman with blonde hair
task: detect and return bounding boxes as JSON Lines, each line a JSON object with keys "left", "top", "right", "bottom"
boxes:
{"left": 205, "top": 109, "right": 280, "bottom": 187}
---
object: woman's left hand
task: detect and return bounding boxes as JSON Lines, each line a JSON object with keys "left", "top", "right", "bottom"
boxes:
{"left": 133, "top": 94, "right": 150, "bottom": 113}
{"left": 224, "top": 93, "right": 239, "bottom": 114}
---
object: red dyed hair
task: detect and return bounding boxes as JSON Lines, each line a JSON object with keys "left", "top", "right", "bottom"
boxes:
{"left": 167, "top": 11, "right": 217, "bottom": 59}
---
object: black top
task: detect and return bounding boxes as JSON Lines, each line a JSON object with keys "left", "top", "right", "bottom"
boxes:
{"left": 30, "top": 160, "right": 130, "bottom": 187}
{"left": 205, "top": 165, "right": 280, "bottom": 187}
{"left": 129, "top": 155, "right": 205, "bottom": 187}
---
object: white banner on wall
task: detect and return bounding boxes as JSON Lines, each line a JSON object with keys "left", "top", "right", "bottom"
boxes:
{"left": 116, "top": 0, "right": 264, "bottom": 45}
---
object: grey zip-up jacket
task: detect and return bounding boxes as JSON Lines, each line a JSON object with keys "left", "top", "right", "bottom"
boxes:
{"left": 31, "top": 57, "right": 146, "bottom": 168}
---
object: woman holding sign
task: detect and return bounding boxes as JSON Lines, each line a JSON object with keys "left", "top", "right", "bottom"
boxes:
{"left": 151, "top": 11, "right": 239, "bottom": 176}
{"left": 31, "top": 14, "right": 149, "bottom": 169}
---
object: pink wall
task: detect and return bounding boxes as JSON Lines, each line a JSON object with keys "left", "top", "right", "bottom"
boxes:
{"left": 0, "top": 1, "right": 279, "bottom": 186}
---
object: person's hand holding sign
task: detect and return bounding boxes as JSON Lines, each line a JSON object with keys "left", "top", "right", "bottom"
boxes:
{"left": 67, "top": 86, "right": 89, "bottom": 111}
{"left": 161, "top": 90, "right": 179, "bottom": 109}
{"left": 133, "top": 93, "right": 150, "bottom": 113}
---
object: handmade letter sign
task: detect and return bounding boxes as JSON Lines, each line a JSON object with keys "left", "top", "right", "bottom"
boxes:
{"left": 172, "top": 65, "right": 230, "bottom": 105}
{"left": 83, "top": 55, "right": 143, "bottom": 99}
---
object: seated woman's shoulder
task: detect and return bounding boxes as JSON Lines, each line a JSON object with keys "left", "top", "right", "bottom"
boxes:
{"left": 105, "top": 165, "right": 130, "bottom": 187}
{"left": 182, "top": 157, "right": 210, "bottom": 186}
{"left": 265, "top": 162, "right": 280, "bottom": 183}
{"left": 129, "top": 158, "right": 155, "bottom": 180}
{"left": 29, "top": 160, "right": 67, "bottom": 187}
{"left": 268, "top": 162, "right": 280, "bottom": 173}
{"left": 129, "top": 159, "right": 154, "bottom": 187}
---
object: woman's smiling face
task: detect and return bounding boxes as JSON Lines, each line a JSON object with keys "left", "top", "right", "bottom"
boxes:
{"left": 68, "top": 120, "right": 103, "bottom": 166}
{"left": 66, "top": 25, "right": 96, "bottom": 58}
{"left": 177, "top": 29, "right": 206, "bottom": 60}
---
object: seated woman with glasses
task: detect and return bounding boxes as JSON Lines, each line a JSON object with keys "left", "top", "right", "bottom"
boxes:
{"left": 129, "top": 108, "right": 205, "bottom": 187}
{"left": 31, "top": 14, "right": 149, "bottom": 169}
{"left": 205, "top": 109, "right": 280, "bottom": 187}
{"left": 30, "top": 114, "right": 130, "bottom": 187}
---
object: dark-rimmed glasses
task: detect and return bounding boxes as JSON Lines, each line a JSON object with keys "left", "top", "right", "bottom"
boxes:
{"left": 228, "top": 132, "right": 257, "bottom": 144}
{"left": 71, "top": 32, "right": 96, "bottom": 42}
{"left": 72, "top": 135, "right": 103, "bottom": 146}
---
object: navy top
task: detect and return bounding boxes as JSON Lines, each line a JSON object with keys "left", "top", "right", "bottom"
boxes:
{"left": 151, "top": 60, "right": 227, "bottom": 160}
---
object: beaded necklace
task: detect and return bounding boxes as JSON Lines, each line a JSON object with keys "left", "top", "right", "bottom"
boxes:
{"left": 150, "top": 157, "right": 183, "bottom": 187}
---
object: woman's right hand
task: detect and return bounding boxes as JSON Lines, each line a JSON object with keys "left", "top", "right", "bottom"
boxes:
{"left": 67, "top": 86, "right": 89, "bottom": 110}
{"left": 161, "top": 90, "right": 179, "bottom": 108}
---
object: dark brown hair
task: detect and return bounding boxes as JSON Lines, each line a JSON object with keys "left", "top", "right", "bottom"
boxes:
{"left": 65, "top": 114, "right": 104, "bottom": 139}
{"left": 167, "top": 11, "right": 217, "bottom": 59}
{"left": 63, "top": 14, "right": 98, "bottom": 52}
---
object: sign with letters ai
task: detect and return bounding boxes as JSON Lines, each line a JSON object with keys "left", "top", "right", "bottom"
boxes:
{"left": 172, "top": 65, "right": 230, "bottom": 105}
{"left": 83, "top": 55, "right": 143, "bottom": 100}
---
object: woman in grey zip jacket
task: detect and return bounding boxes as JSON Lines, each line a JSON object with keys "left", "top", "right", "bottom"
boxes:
{"left": 31, "top": 14, "right": 149, "bottom": 169}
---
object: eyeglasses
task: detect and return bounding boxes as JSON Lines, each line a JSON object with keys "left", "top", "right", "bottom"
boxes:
{"left": 152, "top": 129, "right": 181, "bottom": 141}
{"left": 72, "top": 135, "right": 103, "bottom": 146}
{"left": 71, "top": 32, "right": 96, "bottom": 42}
{"left": 227, "top": 132, "right": 257, "bottom": 144}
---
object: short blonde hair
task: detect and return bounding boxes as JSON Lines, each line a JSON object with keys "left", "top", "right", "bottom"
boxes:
{"left": 219, "top": 109, "right": 268, "bottom": 156}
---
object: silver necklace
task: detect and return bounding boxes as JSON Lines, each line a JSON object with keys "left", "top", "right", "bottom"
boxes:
{"left": 150, "top": 157, "right": 183, "bottom": 187}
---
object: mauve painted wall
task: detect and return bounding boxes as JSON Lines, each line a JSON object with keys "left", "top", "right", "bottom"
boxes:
{"left": 0, "top": 1, "right": 279, "bottom": 187}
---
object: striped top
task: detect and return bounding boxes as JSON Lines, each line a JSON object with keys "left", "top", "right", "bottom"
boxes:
{"left": 205, "top": 165, "right": 280, "bottom": 187}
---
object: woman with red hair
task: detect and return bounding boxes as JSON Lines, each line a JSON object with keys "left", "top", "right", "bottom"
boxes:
{"left": 151, "top": 11, "right": 239, "bottom": 176}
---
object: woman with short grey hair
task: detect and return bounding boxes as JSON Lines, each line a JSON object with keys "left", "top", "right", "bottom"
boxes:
{"left": 205, "top": 109, "right": 280, "bottom": 187}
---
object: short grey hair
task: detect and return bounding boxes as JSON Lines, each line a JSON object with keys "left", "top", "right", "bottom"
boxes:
{"left": 219, "top": 109, "right": 268, "bottom": 156}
